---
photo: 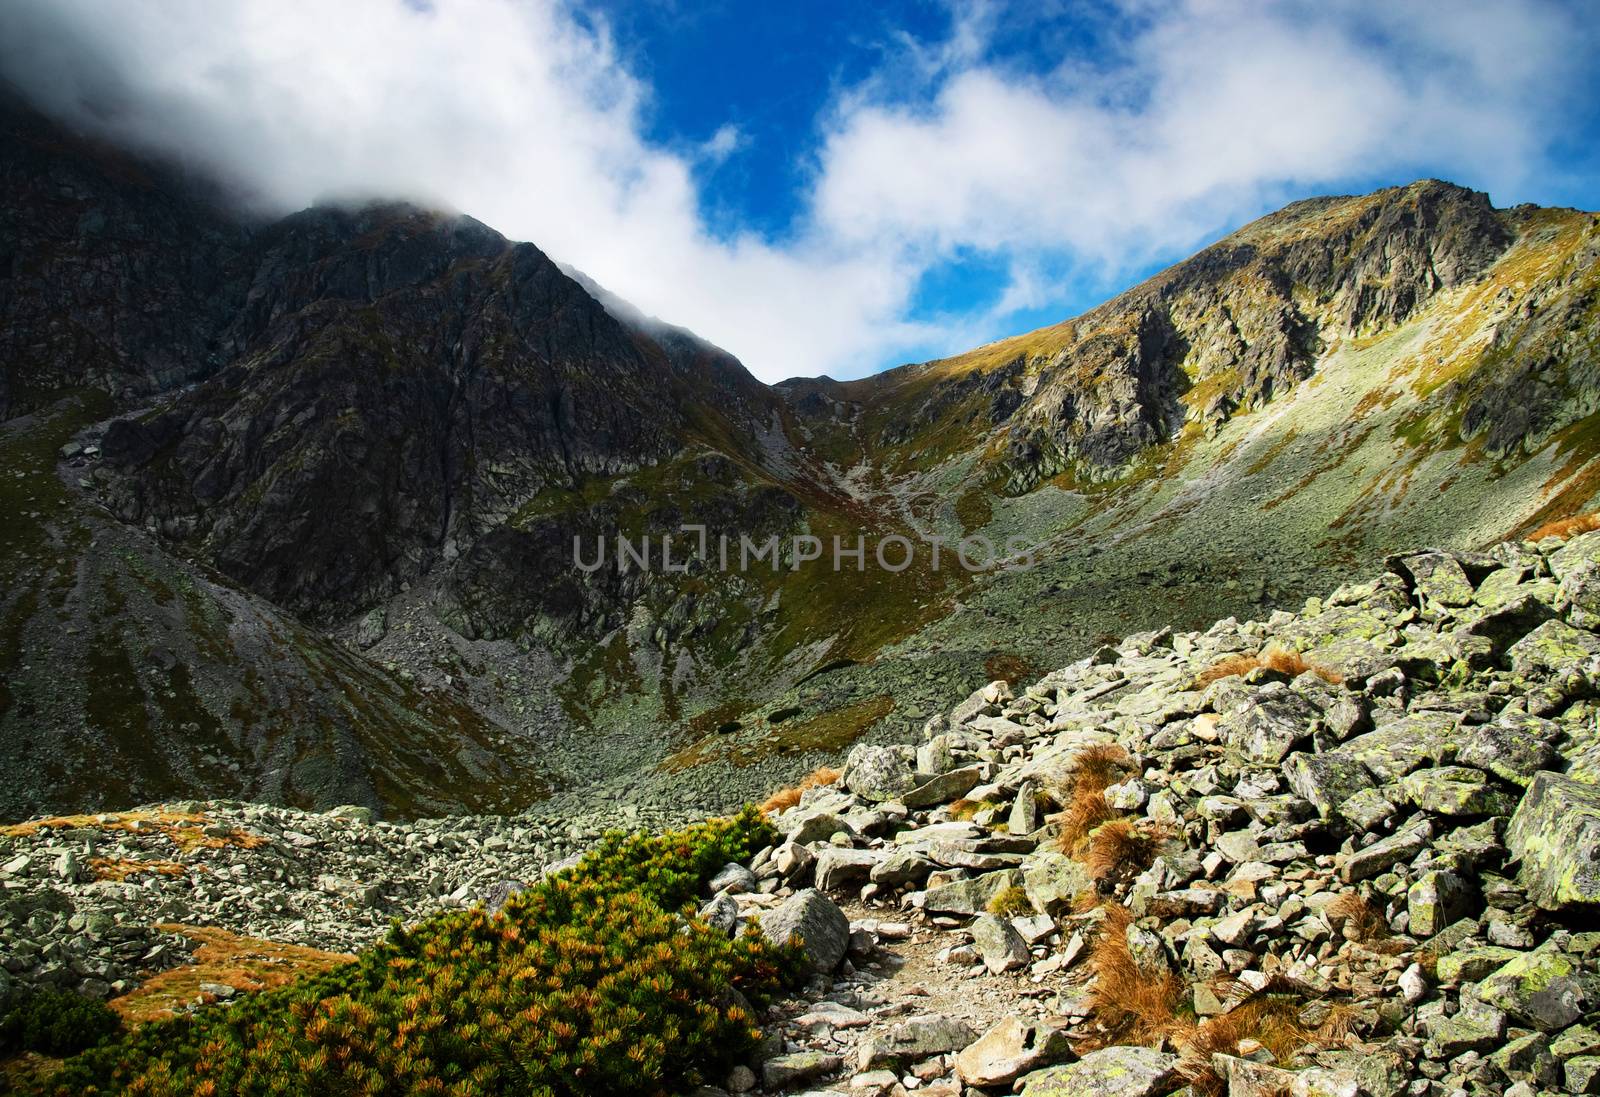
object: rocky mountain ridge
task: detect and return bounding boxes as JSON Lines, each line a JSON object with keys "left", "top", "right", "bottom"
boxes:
{"left": 8, "top": 526, "right": 1600, "bottom": 1094}
{"left": 6, "top": 84, "right": 1600, "bottom": 823}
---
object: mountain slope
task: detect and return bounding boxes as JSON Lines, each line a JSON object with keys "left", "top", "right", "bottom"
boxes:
{"left": 5, "top": 85, "right": 1600, "bottom": 821}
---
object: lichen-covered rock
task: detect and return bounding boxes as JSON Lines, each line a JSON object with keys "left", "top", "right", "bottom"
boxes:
{"left": 1340, "top": 715, "right": 1460, "bottom": 782}
{"left": 1017, "top": 1046, "right": 1179, "bottom": 1097}
{"left": 1476, "top": 947, "right": 1600, "bottom": 1031}
{"left": 970, "top": 914, "right": 1029, "bottom": 973}
{"left": 856, "top": 1014, "right": 977, "bottom": 1072}
{"left": 1507, "top": 771, "right": 1600, "bottom": 910}
{"left": 902, "top": 766, "right": 983, "bottom": 809}
{"left": 924, "top": 869, "right": 1025, "bottom": 916}
{"left": 1287, "top": 751, "right": 1376, "bottom": 819}
{"left": 1021, "top": 852, "right": 1093, "bottom": 916}
{"left": 1507, "top": 618, "right": 1600, "bottom": 678}
{"left": 1407, "top": 869, "right": 1474, "bottom": 937}
{"left": 1219, "top": 690, "right": 1318, "bottom": 763}
{"left": 841, "top": 744, "right": 918, "bottom": 802}
{"left": 1400, "top": 766, "right": 1516, "bottom": 817}
{"left": 1457, "top": 721, "right": 1558, "bottom": 786}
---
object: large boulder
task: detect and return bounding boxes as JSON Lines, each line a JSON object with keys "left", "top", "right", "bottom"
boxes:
{"left": 1476, "top": 948, "right": 1600, "bottom": 1031}
{"left": 1219, "top": 690, "right": 1318, "bottom": 764}
{"left": 758, "top": 889, "right": 850, "bottom": 973}
{"left": 924, "top": 868, "right": 1024, "bottom": 916}
{"left": 842, "top": 744, "right": 918, "bottom": 802}
{"left": 1340, "top": 715, "right": 1461, "bottom": 782}
{"left": 1507, "top": 618, "right": 1600, "bottom": 678}
{"left": 1392, "top": 551, "right": 1476, "bottom": 608}
{"left": 954, "top": 1017, "right": 1071, "bottom": 1088}
{"left": 1018, "top": 1046, "right": 1179, "bottom": 1096}
{"left": 857, "top": 1014, "right": 977, "bottom": 1072}
{"left": 1457, "top": 721, "right": 1558, "bottom": 786}
{"left": 1507, "top": 771, "right": 1600, "bottom": 910}
{"left": 1286, "top": 751, "right": 1376, "bottom": 819}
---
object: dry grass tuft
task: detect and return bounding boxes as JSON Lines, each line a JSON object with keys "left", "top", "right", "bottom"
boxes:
{"left": 1082, "top": 819, "right": 1176, "bottom": 884}
{"left": 1080, "top": 903, "right": 1184, "bottom": 1048}
{"left": 1078, "top": 910, "right": 1349, "bottom": 1095}
{"left": 1527, "top": 511, "right": 1600, "bottom": 542}
{"left": 0, "top": 810, "right": 267, "bottom": 853}
{"left": 1055, "top": 788, "right": 1120, "bottom": 856}
{"left": 758, "top": 766, "right": 842, "bottom": 814}
{"left": 87, "top": 857, "right": 191, "bottom": 882}
{"left": 1193, "top": 646, "right": 1343, "bottom": 689}
{"left": 1053, "top": 743, "right": 1134, "bottom": 855}
{"left": 1176, "top": 991, "right": 1317, "bottom": 1096}
{"left": 110, "top": 924, "right": 353, "bottom": 1026}
{"left": 1326, "top": 891, "right": 1388, "bottom": 942}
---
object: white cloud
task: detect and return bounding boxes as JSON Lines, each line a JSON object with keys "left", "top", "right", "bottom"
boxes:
{"left": 0, "top": 0, "right": 1590, "bottom": 382}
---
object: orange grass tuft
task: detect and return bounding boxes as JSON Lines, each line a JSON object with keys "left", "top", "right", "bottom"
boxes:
{"left": 1193, "top": 646, "right": 1342, "bottom": 689}
{"left": 1053, "top": 743, "right": 1133, "bottom": 855}
{"left": 88, "top": 857, "right": 192, "bottom": 882}
{"left": 0, "top": 810, "right": 267, "bottom": 852}
{"left": 110, "top": 924, "right": 353, "bottom": 1026}
{"left": 1527, "top": 511, "right": 1600, "bottom": 542}
{"left": 758, "top": 765, "right": 842, "bottom": 814}
{"left": 1082, "top": 819, "right": 1176, "bottom": 884}
{"left": 1326, "top": 891, "right": 1388, "bottom": 942}
{"left": 1080, "top": 903, "right": 1184, "bottom": 1048}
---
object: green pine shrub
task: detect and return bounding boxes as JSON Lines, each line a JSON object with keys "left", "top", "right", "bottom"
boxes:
{"left": 38, "top": 808, "right": 803, "bottom": 1096}
{"left": 0, "top": 985, "right": 123, "bottom": 1057}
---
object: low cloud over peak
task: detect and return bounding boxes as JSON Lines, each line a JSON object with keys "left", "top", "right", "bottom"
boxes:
{"left": 1, "top": 0, "right": 1593, "bottom": 382}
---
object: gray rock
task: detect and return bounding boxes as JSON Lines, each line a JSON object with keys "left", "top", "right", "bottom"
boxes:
{"left": 868, "top": 849, "right": 937, "bottom": 888}
{"left": 1425, "top": 995, "right": 1507, "bottom": 1058}
{"left": 1338, "top": 817, "right": 1434, "bottom": 883}
{"left": 1507, "top": 770, "right": 1600, "bottom": 910}
{"left": 954, "top": 1017, "right": 1071, "bottom": 1088}
{"left": 698, "top": 894, "right": 740, "bottom": 936}
{"left": 857, "top": 1013, "right": 977, "bottom": 1071}
{"left": 813, "top": 848, "right": 878, "bottom": 892}
{"left": 709, "top": 862, "right": 757, "bottom": 895}
{"left": 761, "top": 1051, "right": 841, "bottom": 1089}
{"left": 1477, "top": 948, "right": 1599, "bottom": 1030}
{"left": 1457, "top": 721, "right": 1558, "bottom": 786}
{"left": 758, "top": 889, "right": 850, "bottom": 973}
{"left": 902, "top": 766, "right": 983, "bottom": 809}
{"left": 924, "top": 868, "right": 1024, "bottom": 916}
{"left": 842, "top": 744, "right": 918, "bottom": 802}
{"left": 1400, "top": 766, "right": 1516, "bottom": 817}
{"left": 970, "top": 914, "right": 1029, "bottom": 973}
{"left": 1017, "top": 1045, "right": 1179, "bottom": 1096}
{"left": 1219, "top": 692, "right": 1318, "bottom": 764}
{"left": 1286, "top": 751, "right": 1376, "bottom": 819}
{"left": 1407, "top": 870, "right": 1474, "bottom": 937}
{"left": 1507, "top": 618, "right": 1600, "bottom": 678}
{"left": 1021, "top": 853, "right": 1092, "bottom": 916}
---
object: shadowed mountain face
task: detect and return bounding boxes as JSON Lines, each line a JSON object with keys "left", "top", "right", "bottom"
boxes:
{"left": 5, "top": 89, "right": 1600, "bottom": 820}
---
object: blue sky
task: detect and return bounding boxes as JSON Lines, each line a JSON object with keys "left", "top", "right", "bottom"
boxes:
{"left": 3, "top": 0, "right": 1597, "bottom": 381}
